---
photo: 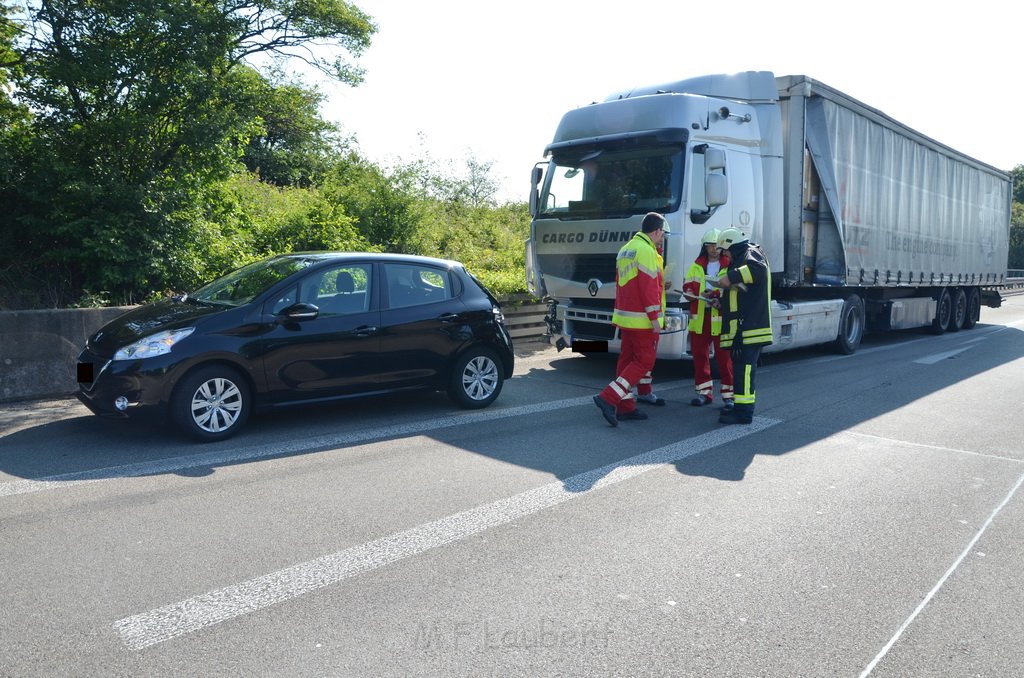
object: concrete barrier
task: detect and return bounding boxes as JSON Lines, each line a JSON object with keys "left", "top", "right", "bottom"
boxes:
{"left": 0, "top": 306, "right": 135, "bottom": 402}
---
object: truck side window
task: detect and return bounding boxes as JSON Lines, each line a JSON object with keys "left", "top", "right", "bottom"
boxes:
{"left": 546, "top": 164, "right": 585, "bottom": 211}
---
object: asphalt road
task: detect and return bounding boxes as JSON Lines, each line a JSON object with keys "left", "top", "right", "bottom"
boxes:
{"left": 2, "top": 296, "right": 1023, "bottom": 677}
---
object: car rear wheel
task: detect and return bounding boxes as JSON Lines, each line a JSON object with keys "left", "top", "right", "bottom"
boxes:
{"left": 449, "top": 347, "right": 503, "bottom": 409}
{"left": 172, "top": 366, "right": 251, "bottom": 442}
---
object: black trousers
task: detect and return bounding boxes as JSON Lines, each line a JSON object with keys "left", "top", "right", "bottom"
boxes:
{"left": 731, "top": 344, "right": 763, "bottom": 415}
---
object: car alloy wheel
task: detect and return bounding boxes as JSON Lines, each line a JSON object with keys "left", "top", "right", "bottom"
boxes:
{"left": 449, "top": 347, "right": 503, "bottom": 409}
{"left": 172, "top": 366, "right": 251, "bottom": 442}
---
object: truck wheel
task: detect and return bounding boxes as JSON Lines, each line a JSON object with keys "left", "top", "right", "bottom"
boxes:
{"left": 929, "top": 289, "right": 951, "bottom": 335}
{"left": 962, "top": 288, "right": 981, "bottom": 329}
{"left": 948, "top": 288, "right": 966, "bottom": 332}
{"left": 171, "top": 365, "right": 251, "bottom": 442}
{"left": 833, "top": 294, "right": 865, "bottom": 355}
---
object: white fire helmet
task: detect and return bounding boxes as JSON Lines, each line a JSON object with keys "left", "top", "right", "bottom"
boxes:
{"left": 717, "top": 227, "right": 748, "bottom": 250}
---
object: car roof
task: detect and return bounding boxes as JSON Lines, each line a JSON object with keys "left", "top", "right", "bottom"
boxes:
{"left": 273, "top": 251, "right": 462, "bottom": 269}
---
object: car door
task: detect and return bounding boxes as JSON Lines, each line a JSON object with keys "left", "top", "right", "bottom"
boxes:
{"left": 259, "top": 262, "right": 383, "bottom": 402}
{"left": 376, "top": 262, "right": 471, "bottom": 390}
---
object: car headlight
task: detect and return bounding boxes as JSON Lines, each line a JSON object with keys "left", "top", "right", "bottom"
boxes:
{"left": 113, "top": 328, "right": 195, "bottom": 361}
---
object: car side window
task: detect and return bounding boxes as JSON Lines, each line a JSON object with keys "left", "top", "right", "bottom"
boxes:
{"left": 305, "top": 264, "right": 372, "bottom": 316}
{"left": 384, "top": 263, "right": 452, "bottom": 309}
{"left": 268, "top": 284, "right": 299, "bottom": 315}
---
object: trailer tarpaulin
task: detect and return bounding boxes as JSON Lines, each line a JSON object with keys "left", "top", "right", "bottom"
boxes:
{"left": 805, "top": 96, "right": 1009, "bottom": 283}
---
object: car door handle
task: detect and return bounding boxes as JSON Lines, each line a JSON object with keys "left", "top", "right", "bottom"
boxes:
{"left": 354, "top": 325, "right": 378, "bottom": 337}
{"left": 438, "top": 313, "right": 460, "bottom": 323}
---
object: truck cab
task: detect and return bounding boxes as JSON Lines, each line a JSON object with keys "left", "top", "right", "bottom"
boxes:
{"left": 526, "top": 72, "right": 782, "bottom": 359}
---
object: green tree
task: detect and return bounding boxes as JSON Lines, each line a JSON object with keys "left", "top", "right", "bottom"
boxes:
{"left": 323, "top": 152, "right": 425, "bottom": 253}
{"left": 1010, "top": 201, "right": 1024, "bottom": 270}
{"left": 239, "top": 68, "right": 345, "bottom": 188}
{"left": 0, "top": 0, "right": 376, "bottom": 307}
{"left": 1009, "top": 165, "right": 1024, "bottom": 271}
{"left": 1010, "top": 164, "right": 1024, "bottom": 204}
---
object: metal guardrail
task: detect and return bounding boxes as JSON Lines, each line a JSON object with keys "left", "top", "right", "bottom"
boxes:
{"left": 499, "top": 295, "right": 548, "bottom": 342}
{"left": 1004, "top": 272, "right": 1024, "bottom": 296}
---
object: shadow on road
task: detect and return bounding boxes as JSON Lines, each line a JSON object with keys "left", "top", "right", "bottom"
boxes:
{"left": 1, "top": 322, "right": 1022, "bottom": 495}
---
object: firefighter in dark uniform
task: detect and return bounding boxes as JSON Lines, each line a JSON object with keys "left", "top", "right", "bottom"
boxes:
{"left": 715, "top": 227, "right": 772, "bottom": 425}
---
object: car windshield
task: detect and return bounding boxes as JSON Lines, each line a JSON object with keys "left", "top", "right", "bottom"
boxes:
{"left": 538, "top": 145, "right": 683, "bottom": 218}
{"left": 191, "top": 256, "right": 319, "bottom": 307}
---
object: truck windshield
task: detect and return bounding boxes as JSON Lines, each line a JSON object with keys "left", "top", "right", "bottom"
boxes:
{"left": 538, "top": 146, "right": 683, "bottom": 218}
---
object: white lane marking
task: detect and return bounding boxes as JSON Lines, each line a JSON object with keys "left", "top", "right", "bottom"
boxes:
{"left": 842, "top": 431, "right": 1024, "bottom": 465}
{"left": 0, "top": 389, "right": 671, "bottom": 499}
{"left": 913, "top": 346, "right": 973, "bottom": 365}
{"left": 860, "top": 471, "right": 1024, "bottom": 677}
{"left": 767, "top": 325, "right": 1007, "bottom": 370}
{"left": 113, "top": 416, "right": 779, "bottom": 650}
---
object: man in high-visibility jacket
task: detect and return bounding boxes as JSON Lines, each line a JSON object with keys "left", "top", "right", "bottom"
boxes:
{"left": 682, "top": 228, "right": 733, "bottom": 409}
{"left": 593, "top": 212, "right": 666, "bottom": 427}
{"left": 715, "top": 227, "right": 772, "bottom": 425}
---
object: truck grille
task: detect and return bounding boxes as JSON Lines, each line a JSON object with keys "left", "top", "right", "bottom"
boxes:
{"left": 565, "top": 306, "right": 616, "bottom": 340}
{"left": 570, "top": 320, "right": 616, "bottom": 340}
{"left": 537, "top": 254, "right": 614, "bottom": 284}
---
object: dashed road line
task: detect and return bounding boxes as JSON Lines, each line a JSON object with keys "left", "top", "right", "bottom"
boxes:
{"left": 842, "top": 430, "right": 1024, "bottom": 464}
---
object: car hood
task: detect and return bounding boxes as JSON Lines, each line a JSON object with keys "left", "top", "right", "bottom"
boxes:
{"left": 87, "top": 298, "right": 224, "bottom": 353}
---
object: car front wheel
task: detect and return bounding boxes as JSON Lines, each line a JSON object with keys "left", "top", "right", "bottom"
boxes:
{"left": 171, "top": 366, "right": 251, "bottom": 442}
{"left": 449, "top": 347, "right": 503, "bottom": 409}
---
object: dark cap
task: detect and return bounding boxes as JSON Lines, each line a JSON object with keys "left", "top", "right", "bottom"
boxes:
{"left": 641, "top": 212, "right": 666, "bottom": 233}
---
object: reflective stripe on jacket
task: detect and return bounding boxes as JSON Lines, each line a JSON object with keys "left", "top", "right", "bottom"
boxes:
{"left": 612, "top": 232, "right": 665, "bottom": 330}
{"left": 683, "top": 254, "right": 729, "bottom": 335}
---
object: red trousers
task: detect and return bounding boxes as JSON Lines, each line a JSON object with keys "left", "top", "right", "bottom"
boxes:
{"left": 599, "top": 328, "right": 659, "bottom": 414}
{"left": 690, "top": 331, "right": 733, "bottom": 401}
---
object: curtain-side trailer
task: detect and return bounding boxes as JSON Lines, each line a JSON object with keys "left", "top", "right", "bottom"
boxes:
{"left": 526, "top": 71, "right": 1011, "bottom": 358}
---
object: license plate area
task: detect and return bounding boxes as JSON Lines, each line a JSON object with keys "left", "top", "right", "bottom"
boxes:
{"left": 77, "top": 362, "right": 94, "bottom": 383}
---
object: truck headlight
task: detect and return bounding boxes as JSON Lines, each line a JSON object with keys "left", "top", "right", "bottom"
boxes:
{"left": 113, "top": 328, "right": 195, "bottom": 361}
{"left": 663, "top": 314, "right": 684, "bottom": 332}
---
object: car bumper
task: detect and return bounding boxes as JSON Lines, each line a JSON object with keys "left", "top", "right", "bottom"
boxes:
{"left": 75, "top": 349, "right": 178, "bottom": 419}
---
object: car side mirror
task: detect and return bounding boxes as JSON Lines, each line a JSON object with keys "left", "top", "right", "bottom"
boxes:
{"left": 279, "top": 303, "right": 319, "bottom": 322}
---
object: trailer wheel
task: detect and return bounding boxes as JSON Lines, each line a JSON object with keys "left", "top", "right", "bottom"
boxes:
{"left": 962, "top": 288, "right": 981, "bottom": 330}
{"left": 929, "top": 288, "right": 952, "bottom": 335}
{"left": 833, "top": 294, "right": 865, "bottom": 355}
{"left": 948, "top": 288, "right": 967, "bottom": 332}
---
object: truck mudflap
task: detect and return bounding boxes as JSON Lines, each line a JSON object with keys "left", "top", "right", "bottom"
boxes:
{"left": 980, "top": 289, "right": 1003, "bottom": 308}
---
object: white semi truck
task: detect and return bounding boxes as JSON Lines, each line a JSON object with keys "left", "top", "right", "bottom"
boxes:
{"left": 525, "top": 71, "right": 1011, "bottom": 358}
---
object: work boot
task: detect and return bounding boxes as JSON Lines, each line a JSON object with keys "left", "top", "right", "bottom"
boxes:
{"left": 617, "top": 409, "right": 649, "bottom": 421}
{"left": 721, "top": 399, "right": 735, "bottom": 412}
{"left": 690, "top": 394, "right": 712, "bottom": 407}
{"left": 637, "top": 392, "right": 666, "bottom": 406}
{"left": 593, "top": 395, "right": 618, "bottom": 427}
{"left": 718, "top": 408, "right": 753, "bottom": 425}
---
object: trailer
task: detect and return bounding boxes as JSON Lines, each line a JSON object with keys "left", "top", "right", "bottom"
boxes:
{"left": 526, "top": 71, "right": 1011, "bottom": 358}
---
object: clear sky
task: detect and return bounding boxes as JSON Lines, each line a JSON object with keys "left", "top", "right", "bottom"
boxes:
{"left": 318, "top": 0, "right": 1020, "bottom": 203}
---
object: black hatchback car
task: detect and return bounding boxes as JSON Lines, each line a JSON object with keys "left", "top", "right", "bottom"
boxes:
{"left": 76, "top": 252, "right": 515, "bottom": 441}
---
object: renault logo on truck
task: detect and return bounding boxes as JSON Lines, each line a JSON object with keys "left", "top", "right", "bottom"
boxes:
{"left": 587, "top": 279, "right": 602, "bottom": 297}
